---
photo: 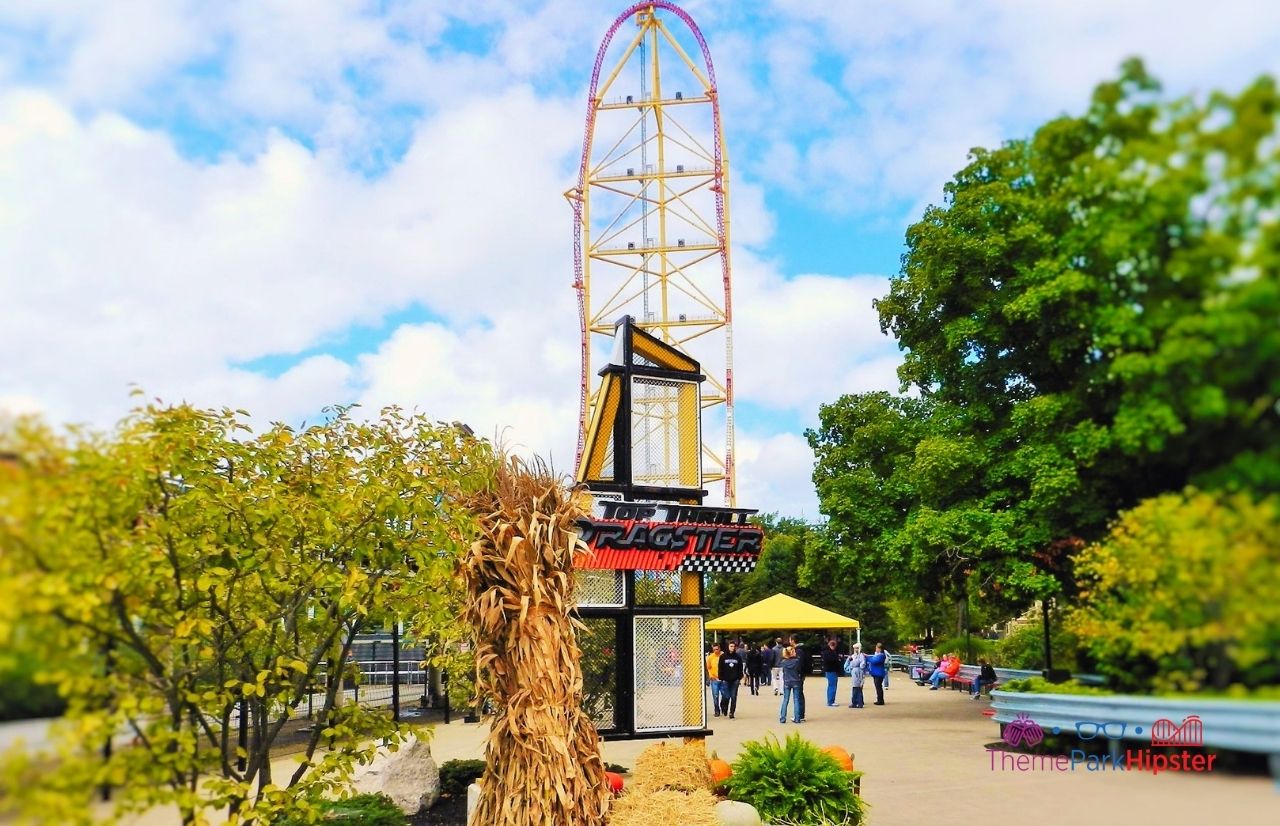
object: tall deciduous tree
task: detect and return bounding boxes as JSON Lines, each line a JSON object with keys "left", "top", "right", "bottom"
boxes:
{"left": 812, "top": 61, "right": 1280, "bottom": 608}
{"left": 0, "top": 402, "right": 492, "bottom": 825}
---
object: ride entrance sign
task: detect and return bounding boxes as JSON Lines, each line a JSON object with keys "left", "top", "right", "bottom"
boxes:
{"left": 571, "top": 318, "right": 763, "bottom": 740}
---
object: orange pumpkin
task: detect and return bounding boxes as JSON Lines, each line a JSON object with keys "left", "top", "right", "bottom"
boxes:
{"left": 822, "top": 745, "right": 854, "bottom": 772}
{"left": 604, "top": 771, "right": 624, "bottom": 795}
{"left": 708, "top": 757, "right": 733, "bottom": 785}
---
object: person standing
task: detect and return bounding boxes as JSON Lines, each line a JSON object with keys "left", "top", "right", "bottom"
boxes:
{"left": 821, "top": 638, "right": 843, "bottom": 707}
{"left": 718, "top": 641, "right": 746, "bottom": 719}
{"left": 788, "top": 634, "right": 807, "bottom": 721}
{"left": 745, "top": 643, "right": 763, "bottom": 696}
{"left": 844, "top": 643, "right": 868, "bottom": 708}
{"left": 771, "top": 638, "right": 785, "bottom": 694}
{"left": 705, "top": 643, "right": 725, "bottom": 718}
{"left": 867, "top": 643, "right": 888, "bottom": 705}
{"left": 778, "top": 646, "right": 803, "bottom": 724}
{"left": 759, "top": 642, "right": 774, "bottom": 688}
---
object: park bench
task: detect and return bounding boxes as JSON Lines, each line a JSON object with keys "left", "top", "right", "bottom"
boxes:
{"left": 945, "top": 668, "right": 1000, "bottom": 695}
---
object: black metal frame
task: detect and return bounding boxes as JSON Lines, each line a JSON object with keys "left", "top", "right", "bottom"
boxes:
{"left": 582, "top": 316, "right": 708, "bottom": 506}
{"left": 576, "top": 570, "right": 713, "bottom": 741}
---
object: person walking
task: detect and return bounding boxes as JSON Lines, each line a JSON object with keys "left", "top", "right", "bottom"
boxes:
{"left": 867, "top": 643, "right": 888, "bottom": 705}
{"left": 788, "top": 634, "right": 808, "bottom": 721}
{"left": 778, "top": 646, "right": 803, "bottom": 724}
{"left": 745, "top": 643, "right": 764, "bottom": 696}
{"left": 844, "top": 643, "right": 867, "bottom": 708}
{"left": 759, "top": 641, "right": 774, "bottom": 688}
{"left": 705, "top": 643, "right": 725, "bottom": 717}
{"left": 771, "top": 638, "right": 785, "bottom": 694}
{"left": 821, "top": 638, "right": 843, "bottom": 707}
{"left": 718, "top": 641, "right": 746, "bottom": 718}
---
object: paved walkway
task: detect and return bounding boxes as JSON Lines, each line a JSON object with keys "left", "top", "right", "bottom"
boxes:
{"left": 392, "top": 678, "right": 1276, "bottom": 825}
{"left": 9, "top": 678, "right": 1275, "bottom": 824}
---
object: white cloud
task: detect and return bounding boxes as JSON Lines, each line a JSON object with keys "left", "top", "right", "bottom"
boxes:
{"left": 353, "top": 312, "right": 581, "bottom": 473}
{"left": 754, "top": 0, "right": 1280, "bottom": 214}
{"left": 0, "top": 85, "right": 581, "bottom": 427}
{"left": 732, "top": 257, "right": 901, "bottom": 414}
{"left": 735, "top": 430, "right": 820, "bottom": 520}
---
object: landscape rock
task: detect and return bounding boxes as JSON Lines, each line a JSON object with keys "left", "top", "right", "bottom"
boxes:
{"left": 715, "top": 799, "right": 762, "bottom": 826}
{"left": 351, "top": 735, "right": 441, "bottom": 815}
{"left": 467, "top": 781, "right": 482, "bottom": 823}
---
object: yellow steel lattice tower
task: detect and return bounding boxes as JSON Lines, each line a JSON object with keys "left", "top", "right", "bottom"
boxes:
{"left": 568, "top": 1, "right": 736, "bottom": 505}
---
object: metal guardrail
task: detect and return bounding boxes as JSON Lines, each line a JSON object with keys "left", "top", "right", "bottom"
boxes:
{"left": 889, "top": 655, "right": 1104, "bottom": 686}
{"left": 990, "top": 690, "right": 1280, "bottom": 778}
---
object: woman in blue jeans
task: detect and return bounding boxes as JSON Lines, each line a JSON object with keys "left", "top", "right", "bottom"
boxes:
{"left": 778, "top": 646, "right": 804, "bottom": 723}
{"left": 820, "top": 638, "right": 843, "bottom": 706}
{"left": 866, "top": 643, "right": 888, "bottom": 705}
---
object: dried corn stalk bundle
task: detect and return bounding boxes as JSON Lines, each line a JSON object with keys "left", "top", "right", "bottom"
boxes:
{"left": 607, "top": 788, "right": 719, "bottom": 826}
{"left": 462, "top": 456, "right": 610, "bottom": 826}
{"left": 630, "top": 739, "right": 712, "bottom": 794}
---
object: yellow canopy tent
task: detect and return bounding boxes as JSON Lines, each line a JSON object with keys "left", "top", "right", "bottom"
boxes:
{"left": 706, "top": 593, "right": 859, "bottom": 637}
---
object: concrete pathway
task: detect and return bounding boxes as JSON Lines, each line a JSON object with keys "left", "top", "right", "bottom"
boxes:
{"left": 9, "top": 678, "right": 1275, "bottom": 824}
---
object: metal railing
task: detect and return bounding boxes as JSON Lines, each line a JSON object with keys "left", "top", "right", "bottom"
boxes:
{"left": 990, "top": 690, "right": 1280, "bottom": 775}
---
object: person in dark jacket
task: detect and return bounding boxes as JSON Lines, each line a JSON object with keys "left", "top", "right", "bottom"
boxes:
{"left": 972, "top": 659, "right": 998, "bottom": 699}
{"left": 745, "top": 644, "right": 764, "bottom": 696}
{"left": 717, "top": 642, "right": 746, "bottom": 718}
{"left": 866, "top": 642, "right": 888, "bottom": 705}
{"left": 821, "top": 638, "right": 843, "bottom": 707}
{"left": 788, "top": 634, "right": 807, "bottom": 721}
{"left": 759, "top": 642, "right": 774, "bottom": 687}
{"left": 778, "top": 646, "right": 804, "bottom": 723}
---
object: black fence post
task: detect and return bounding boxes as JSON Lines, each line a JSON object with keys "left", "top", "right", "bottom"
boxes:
{"left": 101, "top": 637, "right": 114, "bottom": 802}
{"left": 391, "top": 621, "right": 401, "bottom": 722}
{"left": 237, "top": 698, "right": 248, "bottom": 773}
{"left": 1042, "top": 599, "right": 1054, "bottom": 674}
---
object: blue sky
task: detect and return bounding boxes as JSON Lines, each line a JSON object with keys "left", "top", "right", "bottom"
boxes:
{"left": 3, "top": 0, "right": 1278, "bottom": 517}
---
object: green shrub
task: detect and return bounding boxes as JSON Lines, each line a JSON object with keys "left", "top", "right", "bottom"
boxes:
{"left": 992, "top": 620, "right": 1083, "bottom": 672}
{"left": 0, "top": 650, "right": 66, "bottom": 722}
{"left": 438, "top": 759, "right": 486, "bottom": 798}
{"left": 1000, "top": 677, "right": 1112, "bottom": 695}
{"left": 929, "top": 635, "right": 992, "bottom": 663}
{"left": 1070, "top": 491, "right": 1280, "bottom": 693}
{"left": 277, "top": 793, "right": 406, "bottom": 825}
{"left": 726, "top": 733, "right": 866, "bottom": 825}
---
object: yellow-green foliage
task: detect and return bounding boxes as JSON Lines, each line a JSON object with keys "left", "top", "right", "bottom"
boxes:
{"left": 0, "top": 403, "right": 493, "bottom": 825}
{"left": 1070, "top": 489, "right": 1280, "bottom": 693}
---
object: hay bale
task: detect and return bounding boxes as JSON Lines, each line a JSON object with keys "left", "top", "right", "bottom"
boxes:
{"left": 608, "top": 789, "right": 719, "bottom": 826}
{"left": 631, "top": 740, "right": 712, "bottom": 794}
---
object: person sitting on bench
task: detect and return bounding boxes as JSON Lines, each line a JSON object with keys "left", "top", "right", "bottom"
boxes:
{"left": 928, "top": 653, "right": 961, "bottom": 689}
{"left": 972, "top": 659, "right": 998, "bottom": 699}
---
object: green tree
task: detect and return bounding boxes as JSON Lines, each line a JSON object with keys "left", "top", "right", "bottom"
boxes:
{"left": 1069, "top": 489, "right": 1280, "bottom": 693}
{"left": 0, "top": 402, "right": 492, "bottom": 825}
{"left": 813, "top": 61, "right": 1280, "bottom": 611}
{"left": 706, "top": 518, "right": 895, "bottom": 647}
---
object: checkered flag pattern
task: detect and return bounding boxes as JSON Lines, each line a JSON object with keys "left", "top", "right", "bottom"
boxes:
{"left": 679, "top": 553, "right": 758, "bottom": 574}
